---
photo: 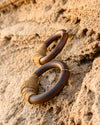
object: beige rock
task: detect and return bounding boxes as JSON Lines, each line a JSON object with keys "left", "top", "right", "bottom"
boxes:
{"left": 70, "top": 57, "right": 100, "bottom": 125}
{"left": 0, "top": 0, "right": 100, "bottom": 125}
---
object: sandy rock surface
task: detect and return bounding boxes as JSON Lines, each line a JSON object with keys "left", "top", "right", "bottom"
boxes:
{"left": 0, "top": 0, "right": 100, "bottom": 125}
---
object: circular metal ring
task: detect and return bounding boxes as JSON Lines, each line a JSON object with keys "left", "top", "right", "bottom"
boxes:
{"left": 39, "top": 29, "right": 68, "bottom": 65}
{"left": 29, "top": 61, "right": 70, "bottom": 104}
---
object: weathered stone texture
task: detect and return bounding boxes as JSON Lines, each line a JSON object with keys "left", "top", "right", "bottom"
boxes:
{"left": 0, "top": 0, "right": 100, "bottom": 125}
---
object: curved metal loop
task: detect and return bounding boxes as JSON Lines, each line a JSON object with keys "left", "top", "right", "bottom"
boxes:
{"left": 28, "top": 61, "right": 70, "bottom": 104}
{"left": 33, "top": 29, "right": 68, "bottom": 65}
{"left": 21, "top": 30, "right": 70, "bottom": 104}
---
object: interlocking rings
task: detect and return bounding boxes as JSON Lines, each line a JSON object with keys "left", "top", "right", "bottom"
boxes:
{"left": 20, "top": 29, "right": 70, "bottom": 104}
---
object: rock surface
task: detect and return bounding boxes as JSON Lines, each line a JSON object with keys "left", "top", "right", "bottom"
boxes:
{"left": 0, "top": 0, "right": 100, "bottom": 125}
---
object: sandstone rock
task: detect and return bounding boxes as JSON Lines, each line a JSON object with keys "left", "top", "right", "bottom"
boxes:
{"left": 70, "top": 57, "right": 100, "bottom": 125}
{"left": 0, "top": 0, "right": 100, "bottom": 125}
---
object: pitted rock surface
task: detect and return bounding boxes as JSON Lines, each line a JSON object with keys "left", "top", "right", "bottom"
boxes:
{"left": 0, "top": 0, "right": 100, "bottom": 125}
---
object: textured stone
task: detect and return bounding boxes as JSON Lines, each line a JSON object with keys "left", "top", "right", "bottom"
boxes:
{"left": 70, "top": 57, "right": 100, "bottom": 125}
{"left": 0, "top": 0, "right": 100, "bottom": 125}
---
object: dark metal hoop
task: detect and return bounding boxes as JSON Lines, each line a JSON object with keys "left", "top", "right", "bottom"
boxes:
{"left": 29, "top": 61, "right": 70, "bottom": 104}
{"left": 39, "top": 29, "right": 68, "bottom": 65}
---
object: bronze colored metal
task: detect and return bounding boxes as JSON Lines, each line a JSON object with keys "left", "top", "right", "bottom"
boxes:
{"left": 29, "top": 61, "right": 70, "bottom": 104}
{"left": 32, "top": 29, "right": 68, "bottom": 65}
{"left": 21, "top": 30, "right": 70, "bottom": 104}
{"left": 40, "top": 29, "right": 68, "bottom": 64}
